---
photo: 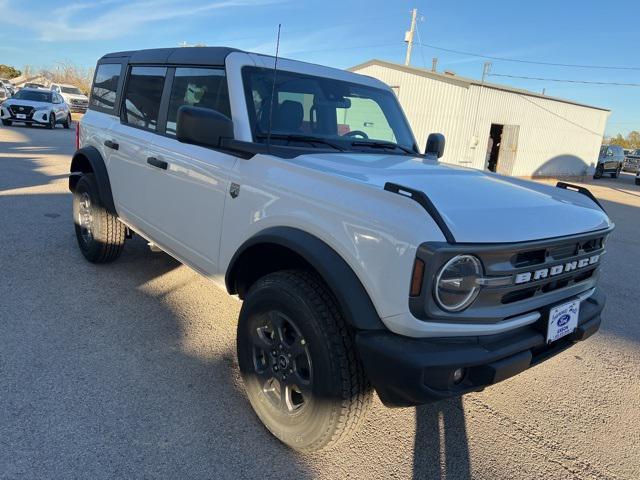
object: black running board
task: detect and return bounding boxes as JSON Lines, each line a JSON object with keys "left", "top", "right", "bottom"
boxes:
{"left": 384, "top": 182, "right": 456, "bottom": 244}
{"left": 556, "top": 182, "right": 605, "bottom": 212}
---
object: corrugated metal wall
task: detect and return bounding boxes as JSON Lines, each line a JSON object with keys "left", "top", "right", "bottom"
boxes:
{"left": 354, "top": 64, "right": 610, "bottom": 177}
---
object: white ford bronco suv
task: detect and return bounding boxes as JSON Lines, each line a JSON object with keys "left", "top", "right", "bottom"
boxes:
{"left": 70, "top": 47, "right": 613, "bottom": 452}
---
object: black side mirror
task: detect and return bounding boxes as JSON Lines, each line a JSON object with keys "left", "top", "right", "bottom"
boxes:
{"left": 425, "top": 133, "right": 445, "bottom": 158}
{"left": 177, "top": 105, "right": 234, "bottom": 148}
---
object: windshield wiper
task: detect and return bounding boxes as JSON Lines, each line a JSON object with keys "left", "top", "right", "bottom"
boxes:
{"left": 257, "top": 133, "right": 345, "bottom": 151}
{"left": 350, "top": 140, "right": 416, "bottom": 155}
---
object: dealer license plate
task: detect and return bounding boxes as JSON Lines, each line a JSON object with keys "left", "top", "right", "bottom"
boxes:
{"left": 16, "top": 114, "right": 26, "bottom": 119}
{"left": 547, "top": 300, "right": 580, "bottom": 343}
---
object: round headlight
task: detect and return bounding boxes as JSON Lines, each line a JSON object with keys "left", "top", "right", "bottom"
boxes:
{"left": 434, "top": 255, "right": 482, "bottom": 312}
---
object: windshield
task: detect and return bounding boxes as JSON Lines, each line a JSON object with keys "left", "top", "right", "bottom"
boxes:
{"left": 13, "top": 90, "right": 52, "bottom": 103}
{"left": 242, "top": 67, "right": 417, "bottom": 153}
{"left": 61, "top": 86, "right": 82, "bottom": 95}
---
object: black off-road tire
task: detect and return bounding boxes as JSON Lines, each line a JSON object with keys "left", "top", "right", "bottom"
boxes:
{"left": 593, "top": 164, "right": 604, "bottom": 179}
{"left": 73, "top": 173, "right": 126, "bottom": 263}
{"left": 237, "top": 270, "right": 372, "bottom": 453}
{"left": 1, "top": 119, "right": 11, "bottom": 126}
{"left": 63, "top": 113, "right": 71, "bottom": 129}
{"left": 611, "top": 165, "right": 621, "bottom": 178}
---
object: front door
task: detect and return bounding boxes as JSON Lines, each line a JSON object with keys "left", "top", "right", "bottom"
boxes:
{"left": 134, "top": 66, "right": 236, "bottom": 275}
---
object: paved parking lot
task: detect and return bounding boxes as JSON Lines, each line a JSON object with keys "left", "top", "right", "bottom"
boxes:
{"left": 1, "top": 123, "right": 639, "bottom": 479}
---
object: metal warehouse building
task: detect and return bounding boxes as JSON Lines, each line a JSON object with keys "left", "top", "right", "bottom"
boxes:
{"left": 350, "top": 60, "right": 610, "bottom": 178}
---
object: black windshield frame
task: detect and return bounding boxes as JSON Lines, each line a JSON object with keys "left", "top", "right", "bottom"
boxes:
{"left": 241, "top": 66, "right": 418, "bottom": 155}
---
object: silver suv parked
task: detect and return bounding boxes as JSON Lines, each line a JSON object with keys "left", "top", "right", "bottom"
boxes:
{"left": 51, "top": 83, "right": 89, "bottom": 112}
{"left": 594, "top": 145, "right": 624, "bottom": 179}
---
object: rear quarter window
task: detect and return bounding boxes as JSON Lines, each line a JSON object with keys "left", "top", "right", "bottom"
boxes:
{"left": 90, "top": 63, "right": 122, "bottom": 111}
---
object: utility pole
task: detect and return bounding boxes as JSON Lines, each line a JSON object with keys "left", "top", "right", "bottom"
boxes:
{"left": 481, "top": 61, "right": 492, "bottom": 82}
{"left": 404, "top": 8, "right": 418, "bottom": 66}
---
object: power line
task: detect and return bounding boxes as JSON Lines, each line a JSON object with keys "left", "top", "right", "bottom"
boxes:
{"left": 415, "top": 41, "right": 640, "bottom": 71}
{"left": 514, "top": 94, "right": 604, "bottom": 136}
{"left": 489, "top": 73, "right": 640, "bottom": 87}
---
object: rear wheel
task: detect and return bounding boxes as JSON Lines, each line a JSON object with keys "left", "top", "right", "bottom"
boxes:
{"left": 612, "top": 165, "right": 621, "bottom": 178}
{"left": 593, "top": 164, "right": 604, "bottom": 179}
{"left": 72, "top": 173, "right": 126, "bottom": 263}
{"left": 237, "top": 270, "right": 372, "bottom": 453}
{"left": 63, "top": 113, "right": 71, "bottom": 129}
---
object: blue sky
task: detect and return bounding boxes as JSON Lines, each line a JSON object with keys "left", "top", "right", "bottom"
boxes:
{"left": 0, "top": 0, "right": 637, "bottom": 135}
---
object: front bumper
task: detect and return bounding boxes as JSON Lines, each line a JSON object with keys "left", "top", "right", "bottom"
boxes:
{"left": 356, "top": 288, "right": 604, "bottom": 407}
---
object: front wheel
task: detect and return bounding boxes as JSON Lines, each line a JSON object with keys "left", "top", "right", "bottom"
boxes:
{"left": 47, "top": 113, "right": 55, "bottom": 129}
{"left": 593, "top": 164, "right": 604, "bottom": 179}
{"left": 1, "top": 119, "right": 11, "bottom": 126}
{"left": 72, "top": 173, "right": 126, "bottom": 263}
{"left": 237, "top": 270, "right": 372, "bottom": 453}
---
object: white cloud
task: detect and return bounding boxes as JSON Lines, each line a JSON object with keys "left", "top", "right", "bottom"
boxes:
{"left": 0, "top": 0, "right": 283, "bottom": 41}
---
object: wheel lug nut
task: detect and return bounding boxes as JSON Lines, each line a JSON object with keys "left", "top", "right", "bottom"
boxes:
{"left": 271, "top": 350, "right": 277, "bottom": 356}
{"left": 300, "top": 339, "right": 306, "bottom": 345}
{"left": 274, "top": 366, "right": 278, "bottom": 371}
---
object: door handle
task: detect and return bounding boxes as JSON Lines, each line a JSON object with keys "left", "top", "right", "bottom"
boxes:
{"left": 104, "top": 140, "right": 119, "bottom": 150}
{"left": 147, "top": 157, "right": 168, "bottom": 170}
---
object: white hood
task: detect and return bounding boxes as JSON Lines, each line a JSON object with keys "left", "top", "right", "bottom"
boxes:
{"left": 294, "top": 152, "right": 611, "bottom": 243}
{"left": 62, "top": 93, "right": 89, "bottom": 101}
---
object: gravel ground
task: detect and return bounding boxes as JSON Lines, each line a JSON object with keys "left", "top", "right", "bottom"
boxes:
{"left": 1, "top": 123, "right": 639, "bottom": 479}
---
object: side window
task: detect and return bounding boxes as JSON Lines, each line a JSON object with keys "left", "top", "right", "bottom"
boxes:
{"left": 166, "top": 68, "right": 230, "bottom": 136}
{"left": 91, "top": 63, "right": 122, "bottom": 111}
{"left": 122, "top": 66, "right": 166, "bottom": 131}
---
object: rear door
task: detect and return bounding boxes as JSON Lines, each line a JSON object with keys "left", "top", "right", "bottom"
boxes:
{"left": 106, "top": 66, "right": 168, "bottom": 230}
{"left": 604, "top": 147, "right": 618, "bottom": 170}
{"left": 143, "top": 67, "right": 237, "bottom": 275}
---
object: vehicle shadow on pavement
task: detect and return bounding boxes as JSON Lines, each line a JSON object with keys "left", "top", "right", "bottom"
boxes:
{"left": 412, "top": 398, "right": 471, "bottom": 479}
{"left": 0, "top": 149, "right": 68, "bottom": 191}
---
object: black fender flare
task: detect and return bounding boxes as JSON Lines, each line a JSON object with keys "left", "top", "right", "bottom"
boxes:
{"left": 226, "top": 226, "right": 386, "bottom": 331}
{"left": 69, "top": 146, "right": 117, "bottom": 214}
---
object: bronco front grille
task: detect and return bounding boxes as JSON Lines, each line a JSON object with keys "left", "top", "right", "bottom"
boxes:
{"left": 410, "top": 227, "right": 612, "bottom": 323}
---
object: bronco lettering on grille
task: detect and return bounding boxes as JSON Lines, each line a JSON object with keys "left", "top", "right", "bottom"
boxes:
{"left": 514, "top": 254, "right": 600, "bottom": 284}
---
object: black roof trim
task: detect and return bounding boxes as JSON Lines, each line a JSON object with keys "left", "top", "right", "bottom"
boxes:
{"left": 99, "top": 47, "right": 243, "bottom": 66}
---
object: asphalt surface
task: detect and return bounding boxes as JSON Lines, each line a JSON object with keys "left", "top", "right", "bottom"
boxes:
{"left": 1, "top": 122, "right": 639, "bottom": 480}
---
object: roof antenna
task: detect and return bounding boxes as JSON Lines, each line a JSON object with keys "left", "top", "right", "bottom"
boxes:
{"left": 266, "top": 23, "right": 282, "bottom": 152}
